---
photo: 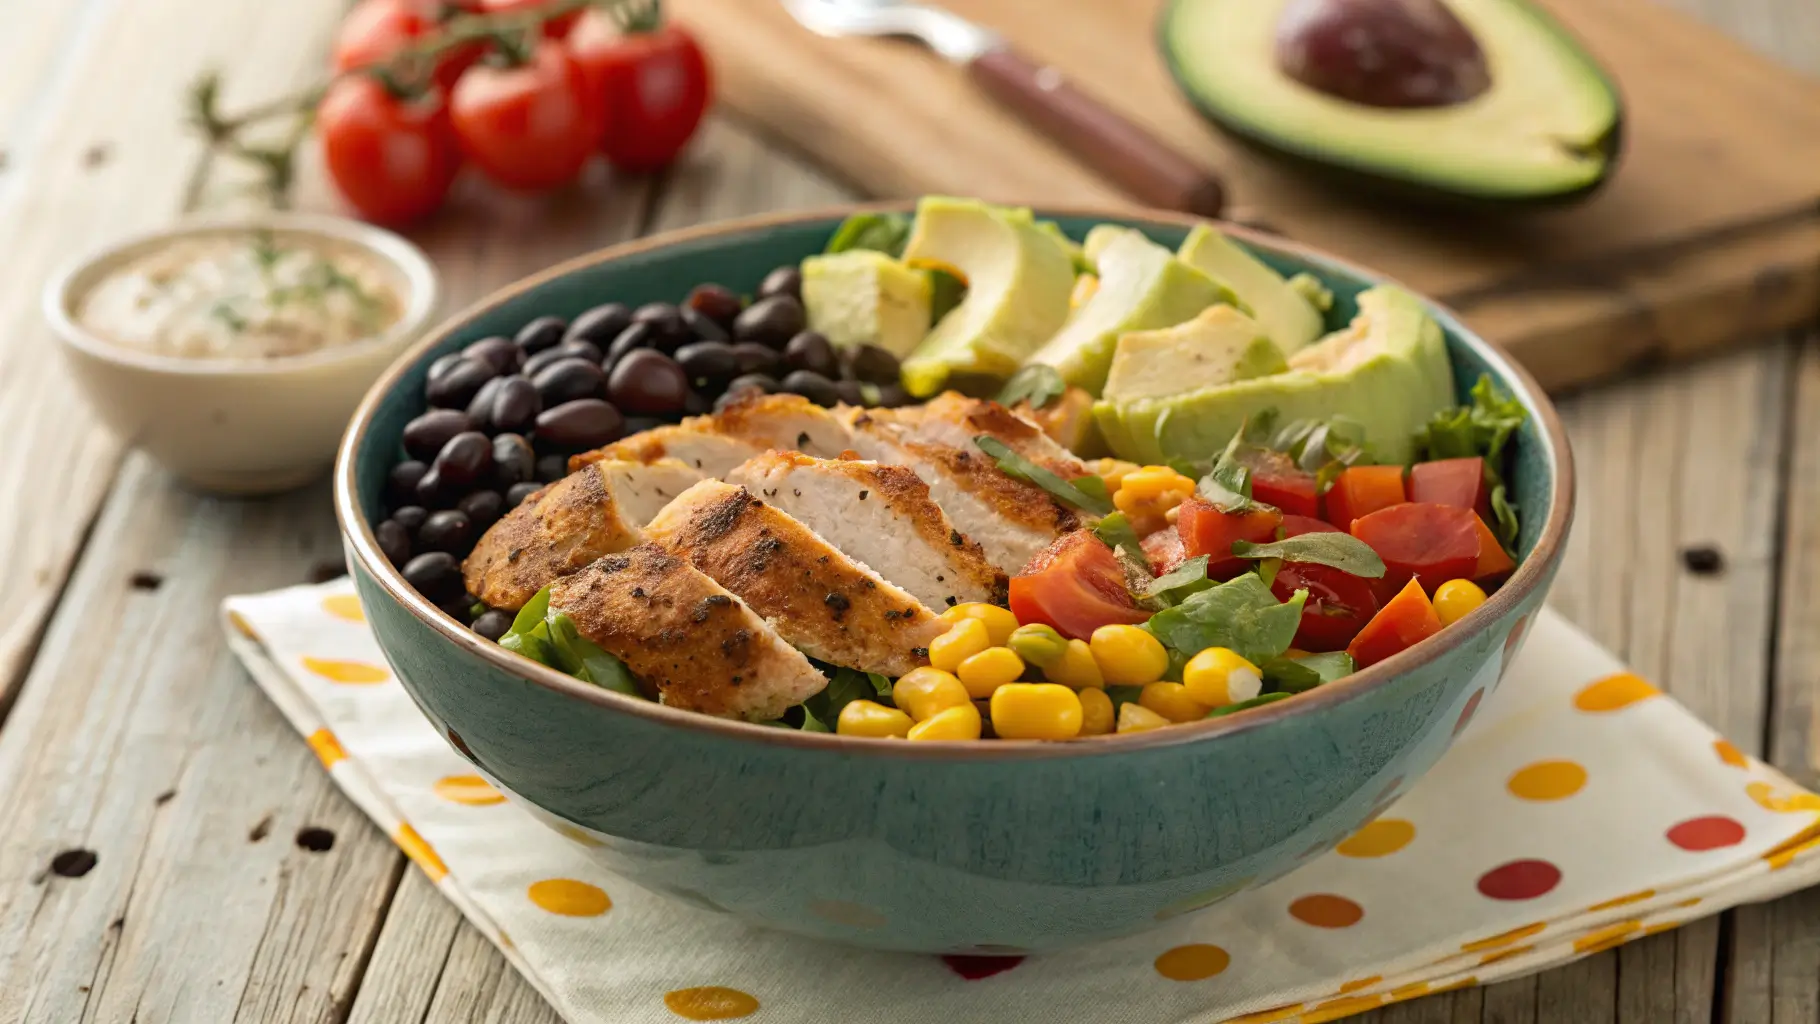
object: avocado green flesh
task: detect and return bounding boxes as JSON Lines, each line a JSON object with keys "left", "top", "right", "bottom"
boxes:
{"left": 1161, "top": 0, "right": 1621, "bottom": 201}
{"left": 801, "top": 250, "right": 934, "bottom": 358}
{"left": 1177, "top": 225, "right": 1323, "bottom": 354}
{"left": 1094, "top": 286, "right": 1455, "bottom": 466}
{"left": 1102, "top": 305, "right": 1287, "bottom": 403}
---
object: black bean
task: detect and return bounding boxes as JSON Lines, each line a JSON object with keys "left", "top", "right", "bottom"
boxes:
{"left": 414, "top": 465, "right": 454, "bottom": 509}
{"left": 441, "top": 594, "right": 481, "bottom": 624}
{"left": 506, "top": 481, "right": 543, "bottom": 507}
{"left": 876, "top": 383, "right": 912, "bottom": 408}
{"left": 679, "top": 306, "right": 730, "bottom": 343}
{"left": 402, "top": 551, "right": 464, "bottom": 603}
{"left": 532, "top": 357, "right": 607, "bottom": 406}
{"left": 535, "top": 453, "right": 570, "bottom": 482}
{"left": 732, "top": 295, "right": 805, "bottom": 349}
{"left": 472, "top": 608, "right": 514, "bottom": 641}
{"left": 683, "top": 390, "right": 710, "bottom": 416}
{"left": 426, "top": 357, "right": 496, "bottom": 409}
{"left": 779, "top": 369, "right": 840, "bottom": 407}
{"left": 464, "top": 376, "right": 506, "bottom": 430}
{"left": 434, "top": 431, "right": 494, "bottom": 488}
{"left": 757, "top": 265, "right": 803, "bottom": 302}
{"left": 427, "top": 351, "right": 464, "bottom": 382}
{"left": 457, "top": 489, "right": 506, "bottom": 529}
{"left": 619, "top": 415, "right": 664, "bottom": 435}
{"left": 604, "top": 321, "right": 659, "bottom": 367}
{"left": 376, "top": 519, "right": 412, "bottom": 566}
{"left": 607, "top": 350, "right": 691, "bottom": 416}
{"left": 564, "top": 302, "right": 633, "bottom": 346}
{"left": 685, "top": 283, "right": 743, "bottom": 328}
{"left": 418, "top": 510, "right": 473, "bottom": 553}
{"left": 782, "top": 331, "right": 839, "bottom": 378}
{"left": 631, "top": 301, "right": 685, "bottom": 338}
{"left": 730, "top": 342, "right": 781, "bottom": 377}
{"left": 525, "top": 340, "right": 603, "bottom": 378}
{"left": 491, "top": 433, "right": 536, "bottom": 487}
{"left": 387, "top": 461, "right": 429, "bottom": 505}
{"left": 402, "top": 409, "right": 473, "bottom": 462}
{"left": 844, "top": 343, "right": 901, "bottom": 385}
{"left": 675, "top": 341, "right": 737, "bottom": 387}
{"left": 514, "top": 315, "right": 567, "bottom": 354}
{"left": 392, "top": 505, "right": 429, "bottom": 533}
{"left": 536, "top": 399, "right": 625, "bottom": 449}
{"left": 488, "top": 377, "right": 541, "bottom": 436}
{"left": 833, "top": 379, "right": 866, "bottom": 406}
{"left": 464, "top": 335, "right": 522, "bottom": 374}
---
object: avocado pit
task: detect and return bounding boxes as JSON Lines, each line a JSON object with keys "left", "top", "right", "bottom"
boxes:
{"left": 1275, "top": 0, "right": 1491, "bottom": 108}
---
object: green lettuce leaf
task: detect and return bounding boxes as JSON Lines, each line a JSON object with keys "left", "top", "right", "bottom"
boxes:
{"left": 997, "top": 364, "right": 1067, "bottom": 410}
{"left": 495, "top": 584, "right": 642, "bottom": 697}
{"left": 825, "top": 212, "right": 912, "bottom": 257}
{"left": 1230, "top": 533, "right": 1386, "bottom": 578}
{"left": 1293, "top": 651, "right": 1356, "bottom": 685}
{"left": 1413, "top": 374, "right": 1528, "bottom": 552}
{"left": 1206, "top": 691, "right": 1292, "bottom": 717}
{"left": 801, "top": 666, "right": 892, "bottom": 732}
{"left": 1142, "top": 572, "right": 1307, "bottom": 666}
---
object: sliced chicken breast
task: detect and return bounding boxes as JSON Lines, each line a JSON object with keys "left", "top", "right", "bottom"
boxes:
{"left": 879, "top": 391, "right": 1088, "bottom": 477}
{"left": 569, "top": 424, "right": 764, "bottom": 479}
{"left": 569, "top": 393, "right": 852, "bottom": 475}
{"left": 727, "top": 451, "right": 1007, "bottom": 609}
{"left": 646, "top": 480, "right": 943, "bottom": 677}
{"left": 551, "top": 544, "right": 828, "bottom": 721}
{"left": 463, "top": 458, "right": 703, "bottom": 611}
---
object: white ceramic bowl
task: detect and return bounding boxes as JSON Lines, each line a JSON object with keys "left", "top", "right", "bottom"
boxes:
{"left": 45, "top": 213, "right": 440, "bottom": 495}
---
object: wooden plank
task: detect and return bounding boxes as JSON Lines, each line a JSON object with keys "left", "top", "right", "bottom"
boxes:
{"left": 345, "top": 868, "right": 465, "bottom": 1024}
{"left": 422, "top": 925, "right": 564, "bottom": 1024}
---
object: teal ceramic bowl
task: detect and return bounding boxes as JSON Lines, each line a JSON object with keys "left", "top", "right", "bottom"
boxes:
{"left": 334, "top": 205, "right": 1574, "bottom": 954}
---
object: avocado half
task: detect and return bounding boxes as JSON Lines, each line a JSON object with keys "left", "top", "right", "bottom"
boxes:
{"left": 1159, "top": 0, "right": 1624, "bottom": 206}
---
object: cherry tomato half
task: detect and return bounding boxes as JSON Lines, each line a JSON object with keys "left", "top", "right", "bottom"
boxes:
{"left": 1141, "top": 527, "right": 1186, "bottom": 576}
{"left": 1280, "top": 514, "right": 1341, "bottom": 538}
{"left": 1240, "top": 448, "right": 1319, "bottom": 517}
{"left": 1176, "top": 496, "right": 1282, "bottom": 579}
{"left": 568, "top": 12, "right": 711, "bottom": 172}
{"left": 1010, "top": 531, "right": 1150, "bottom": 641}
{"left": 1324, "top": 464, "right": 1406, "bottom": 530}
{"left": 1410, "top": 457, "right": 1490, "bottom": 519}
{"left": 1272, "top": 562, "right": 1381, "bottom": 652}
{"left": 1350, "top": 501, "right": 1481, "bottom": 592}
{"left": 318, "top": 76, "right": 463, "bottom": 225}
{"left": 1347, "top": 577, "right": 1443, "bottom": 668}
{"left": 450, "top": 41, "right": 602, "bottom": 191}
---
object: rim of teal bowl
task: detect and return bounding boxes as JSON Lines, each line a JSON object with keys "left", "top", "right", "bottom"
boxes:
{"left": 334, "top": 201, "right": 1576, "bottom": 761}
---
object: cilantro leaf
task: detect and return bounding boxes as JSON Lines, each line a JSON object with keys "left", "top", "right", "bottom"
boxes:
{"left": 1197, "top": 421, "right": 1258, "bottom": 512}
{"left": 1072, "top": 474, "right": 1112, "bottom": 507}
{"left": 1206, "top": 691, "right": 1292, "bottom": 717}
{"left": 976, "top": 435, "right": 1113, "bottom": 515}
{"left": 1260, "top": 657, "right": 1322, "bottom": 693}
{"left": 1142, "top": 572, "right": 1307, "bottom": 666}
{"left": 825, "top": 212, "right": 913, "bottom": 257}
{"left": 998, "top": 365, "right": 1067, "bottom": 410}
{"left": 1230, "top": 533, "right": 1386, "bottom": 578}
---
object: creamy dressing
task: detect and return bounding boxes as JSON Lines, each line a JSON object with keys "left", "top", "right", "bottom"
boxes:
{"left": 77, "top": 230, "right": 403, "bottom": 360}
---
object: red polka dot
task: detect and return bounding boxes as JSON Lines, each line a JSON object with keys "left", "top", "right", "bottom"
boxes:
{"left": 940, "top": 954, "right": 1024, "bottom": 980}
{"left": 1453, "top": 690, "right": 1485, "bottom": 736}
{"left": 1477, "top": 859, "right": 1562, "bottom": 900}
{"left": 1667, "top": 815, "right": 1746, "bottom": 851}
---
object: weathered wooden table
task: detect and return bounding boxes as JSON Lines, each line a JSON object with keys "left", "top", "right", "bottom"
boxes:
{"left": 0, "top": 0, "right": 1815, "bottom": 1020}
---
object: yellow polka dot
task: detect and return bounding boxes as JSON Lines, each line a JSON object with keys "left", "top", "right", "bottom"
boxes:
{"left": 1302, "top": 994, "right": 1385, "bottom": 1022}
{"left": 395, "top": 823, "right": 448, "bottom": 883}
{"left": 434, "top": 774, "right": 505, "bottom": 806}
{"left": 1714, "top": 739, "right": 1748, "bottom": 769}
{"left": 1573, "top": 920, "right": 1641, "bottom": 954}
{"left": 1507, "top": 759, "right": 1588, "bottom": 801}
{"left": 1226, "top": 1006, "right": 1301, "bottom": 1023}
{"left": 1461, "top": 921, "right": 1546, "bottom": 952}
{"left": 1587, "top": 889, "right": 1655, "bottom": 913}
{"left": 1573, "top": 672, "right": 1659, "bottom": 712}
{"left": 1154, "top": 943, "right": 1230, "bottom": 981}
{"left": 1389, "top": 981, "right": 1430, "bottom": 1001}
{"left": 663, "top": 986, "right": 759, "bottom": 1020}
{"left": 553, "top": 822, "right": 606, "bottom": 848}
{"left": 302, "top": 656, "right": 389, "bottom": 684}
{"left": 806, "top": 900, "right": 887, "bottom": 929}
{"left": 306, "top": 728, "right": 346, "bottom": 769}
{"left": 321, "top": 594, "right": 365, "bottom": 622}
{"left": 1335, "top": 818, "right": 1415, "bottom": 858}
{"left": 1746, "top": 781, "right": 1820, "bottom": 813}
{"left": 1479, "top": 945, "right": 1533, "bottom": 965}
{"left": 1338, "top": 975, "right": 1382, "bottom": 993}
{"left": 228, "top": 610, "right": 259, "bottom": 639}
{"left": 1430, "top": 977, "right": 1478, "bottom": 995}
{"left": 1642, "top": 921, "right": 1681, "bottom": 938}
{"left": 497, "top": 930, "right": 516, "bottom": 952}
{"left": 1675, "top": 897, "right": 1702, "bottom": 909}
{"left": 1763, "top": 820, "right": 1820, "bottom": 870}
{"left": 529, "top": 878, "right": 611, "bottom": 916}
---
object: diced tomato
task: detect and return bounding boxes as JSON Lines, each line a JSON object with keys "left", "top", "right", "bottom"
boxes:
{"left": 1140, "top": 528, "right": 1186, "bottom": 576}
{"left": 1324, "top": 465, "right": 1407, "bottom": 530}
{"left": 1272, "top": 562, "right": 1381, "bottom": 652}
{"left": 1347, "top": 578, "right": 1443, "bottom": 668}
{"left": 1350, "top": 502, "right": 1481, "bottom": 592}
{"left": 1176, "top": 496, "right": 1283, "bottom": 579}
{"left": 1409, "top": 457, "right": 1491, "bottom": 520}
{"left": 1239, "top": 448, "right": 1320, "bottom": 517}
{"left": 1010, "top": 531, "right": 1150, "bottom": 640}
{"left": 1280, "top": 514, "right": 1341, "bottom": 538}
{"left": 1470, "top": 515, "right": 1517, "bottom": 582}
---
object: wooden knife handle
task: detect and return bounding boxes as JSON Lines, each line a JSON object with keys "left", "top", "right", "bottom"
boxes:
{"left": 967, "top": 45, "right": 1226, "bottom": 217}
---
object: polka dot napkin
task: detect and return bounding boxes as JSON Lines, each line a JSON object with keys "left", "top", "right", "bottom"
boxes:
{"left": 223, "top": 579, "right": 1820, "bottom": 1024}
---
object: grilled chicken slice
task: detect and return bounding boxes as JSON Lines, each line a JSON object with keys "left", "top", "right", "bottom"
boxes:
{"left": 463, "top": 459, "right": 703, "bottom": 610}
{"left": 837, "top": 410, "right": 1080, "bottom": 573}
{"left": 878, "top": 391, "right": 1088, "bottom": 478}
{"left": 570, "top": 424, "right": 763, "bottom": 479}
{"left": 727, "top": 451, "right": 1006, "bottom": 609}
{"left": 551, "top": 544, "right": 827, "bottom": 721}
{"left": 569, "top": 393, "right": 852, "bottom": 475}
{"left": 646, "top": 480, "right": 943, "bottom": 676}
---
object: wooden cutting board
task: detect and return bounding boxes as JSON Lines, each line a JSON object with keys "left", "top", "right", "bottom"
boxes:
{"left": 668, "top": 0, "right": 1820, "bottom": 392}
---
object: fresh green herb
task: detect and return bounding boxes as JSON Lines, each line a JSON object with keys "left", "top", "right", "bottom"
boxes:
{"left": 209, "top": 300, "right": 249, "bottom": 334}
{"left": 1206, "top": 691, "right": 1292, "bottom": 717}
{"left": 1105, "top": 685, "right": 1145, "bottom": 712}
{"left": 825, "top": 212, "right": 913, "bottom": 257}
{"left": 250, "top": 229, "right": 284, "bottom": 274}
{"left": 1142, "top": 572, "right": 1307, "bottom": 666}
{"left": 975, "top": 435, "right": 1114, "bottom": 515}
{"left": 998, "top": 364, "right": 1067, "bottom": 410}
{"left": 1072, "top": 474, "right": 1111, "bottom": 506}
{"left": 1197, "top": 421, "right": 1257, "bottom": 512}
{"left": 1413, "top": 374, "right": 1528, "bottom": 552}
{"left": 495, "top": 585, "right": 640, "bottom": 696}
{"left": 1260, "top": 657, "right": 1322, "bottom": 693}
{"left": 1142, "top": 554, "right": 1215, "bottom": 607}
{"left": 1257, "top": 556, "right": 1281, "bottom": 589}
{"left": 1093, "top": 511, "right": 1149, "bottom": 571}
{"left": 1231, "top": 534, "right": 1386, "bottom": 578}
{"left": 508, "top": 586, "right": 552, "bottom": 636}
{"left": 1293, "top": 651, "right": 1356, "bottom": 685}
{"left": 801, "top": 666, "right": 892, "bottom": 732}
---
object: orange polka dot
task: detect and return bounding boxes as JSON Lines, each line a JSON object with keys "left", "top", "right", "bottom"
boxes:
{"left": 1335, "top": 819, "right": 1415, "bottom": 858}
{"left": 1338, "top": 975, "right": 1382, "bottom": 993}
{"left": 1478, "top": 944, "right": 1533, "bottom": 965}
{"left": 321, "top": 594, "right": 365, "bottom": 622}
{"left": 1587, "top": 889, "right": 1655, "bottom": 912}
{"left": 1714, "top": 739, "right": 1748, "bottom": 769}
{"left": 305, "top": 728, "right": 346, "bottom": 769}
{"left": 1674, "top": 897, "right": 1702, "bottom": 908}
{"left": 1507, "top": 759, "right": 1587, "bottom": 801}
{"left": 1762, "top": 821, "right": 1820, "bottom": 870}
{"left": 1389, "top": 981, "right": 1431, "bottom": 1000}
{"left": 302, "top": 656, "right": 389, "bottom": 684}
{"left": 1154, "top": 943, "right": 1230, "bottom": 981}
{"left": 434, "top": 774, "right": 505, "bottom": 806}
{"left": 1746, "top": 781, "right": 1820, "bottom": 813}
{"left": 1289, "top": 894, "right": 1364, "bottom": 928}
{"left": 1226, "top": 1006, "right": 1301, "bottom": 1024}
{"left": 663, "top": 986, "right": 758, "bottom": 1020}
{"left": 1461, "top": 921, "right": 1546, "bottom": 952}
{"left": 228, "top": 610, "right": 258, "bottom": 639}
{"left": 1642, "top": 921, "right": 1681, "bottom": 938}
{"left": 807, "top": 900, "right": 888, "bottom": 929}
{"left": 1302, "top": 994, "right": 1385, "bottom": 1022}
{"left": 528, "top": 878, "right": 611, "bottom": 916}
{"left": 1574, "top": 672, "right": 1659, "bottom": 712}
{"left": 395, "top": 823, "right": 448, "bottom": 883}
{"left": 1572, "top": 920, "right": 1641, "bottom": 954}
{"left": 554, "top": 822, "right": 606, "bottom": 848}
{"left": 1430, "top": 976, "right": 1478, "bottom": 995}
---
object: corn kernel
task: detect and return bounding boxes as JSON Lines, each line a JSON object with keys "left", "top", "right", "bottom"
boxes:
{"left": 1045, "top": 638, "right": 1104, "bottom": 688}
{"left": 989, "top": 683, "right": 1083, "bottom": 740}
{"left": 939, "top": 602, "right": 1020, "bottom": 646}
{"left": 1078, "top": 686, "right": 1114, "bottom": 736}
{"left": 1139, "top": 681, "right": 1210, "bottom": 723}
{"left": 1089, "top": 624, "right": 1169, "bottom": 686}
{"left": 1089, "top": 458, "right": 1142, "bottom": 494}
{"left": 1182, "top": 647, "right": 1263, "bottom": 708}
{"left": 907, "top": 702, "right": 983, "bottom": 741}
{"left": 1116, "top": 702, "right": 1172, "bottom": 733}
{"left": 1007, "top": 623, "right": 1069, "bottom": 668}
{"left": 892, "top": 667, "right": 971, "bottom": 721}
{"left": 957, "top": 646, "right": 1026, "bottom": 699}
{"left": 929, "top": 618, "right": 991, "bottom": 673}
{"left": 1113, "top": 465, "right": 1196, "bottom": 536}
{"left": 836, "top": 700, "right": 913, "bottom": 738}
{"left": 1433, "top": 579, "right": 1488, "bottom": 627}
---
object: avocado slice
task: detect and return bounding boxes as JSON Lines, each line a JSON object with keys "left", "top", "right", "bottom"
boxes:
{"left": 1026, "top": 228, "right": 1238, "bottom": 396}
{"left": 1177, "top": 226, "right": 1323, "bottom": 354}
{"left": 1094, "top": 286, "right": 1455, "bottom": 465}
{"left": 898, "top": 197, "right": 1077, "bottom": 397}
{"left": 801, "top": 250, "right": 934, "bottom": 358}
{"left": 1103, "top": 305, "right": 1289, "bottom": 403}
{"left": 1159, "top": 0, "right": 1622, "bottom": 204}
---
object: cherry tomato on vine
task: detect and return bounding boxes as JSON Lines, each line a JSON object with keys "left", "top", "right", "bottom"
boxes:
{"left": 568, "top": 11, "right": 711, "bottom": 172}
{"left": 450, "top": 40, "right": 603, "bottom": 191}
{"left": 318, "top": 76, "right": 463, "bottom": 225}
{"left": 332, "top": 0, "right": 479, "bottom": 90}
{"left": 477, "top": 0, "right": 582, "bottom": 37}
